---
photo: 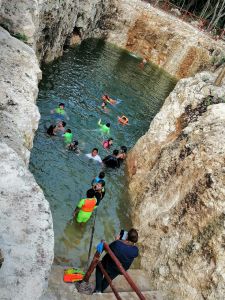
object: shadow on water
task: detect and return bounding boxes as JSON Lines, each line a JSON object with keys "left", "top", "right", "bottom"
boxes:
{"left": 29, "top": 38, "right": 176, "bottom": 268}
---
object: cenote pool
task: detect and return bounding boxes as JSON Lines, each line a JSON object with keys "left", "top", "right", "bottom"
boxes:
{"left": 29, "top": 38, "right": 176, "bottom": 267}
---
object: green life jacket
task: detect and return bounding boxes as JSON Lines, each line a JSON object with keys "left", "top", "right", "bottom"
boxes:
{"left": 64, "top": 132, "right": 73, "bottom": 144}
{"left": 55, "top": 107, "right": 65, "bottom": 115}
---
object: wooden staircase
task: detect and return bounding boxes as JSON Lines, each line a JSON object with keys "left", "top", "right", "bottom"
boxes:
{"left": 41, "top": 265, "right": 163, "bottom": 300}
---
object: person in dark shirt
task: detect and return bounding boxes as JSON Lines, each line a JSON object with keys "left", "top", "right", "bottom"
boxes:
{"left": 95, "top": 228, "right": 139, "bottom": 293}
{"left": 47, "top": 120, "right": 66, "bottom": 136}
{"left": 102, "top": 149, "right": 120, "bottom": 168}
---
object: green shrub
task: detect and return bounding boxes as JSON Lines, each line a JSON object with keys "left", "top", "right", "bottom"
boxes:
{"left": 13, "top": 32, "right": 28, "bottom": 43}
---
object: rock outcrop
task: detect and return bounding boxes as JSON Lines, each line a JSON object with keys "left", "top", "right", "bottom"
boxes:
{"left": 0, "top": 0, "right": 116, "bottom": 62}
{"left": 105, "top": 0, "right": 225, "bottom": 79}
{"left": 0, "top": 27, "right": 41, "bottom": 163}
{"left": 0, "top": 27, "right": 54, "bottom": 299}
{"left": 127, "top": 72, "right": 225, "bottom": 300}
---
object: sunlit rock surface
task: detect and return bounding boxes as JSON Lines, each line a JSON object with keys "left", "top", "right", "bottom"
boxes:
{"left": 105, "top": 0, "right": 225, "bottom": 79}
{"left": 0, "top": 27, "right": 54, "bottom": 299}
{"left": 0, "top": 27, "right": 41, "bottom": 163}
{"left": 0, "top": 143, "right": 54, "bottom": 300}
{"left": 127, "top": 72, "right": 225, "bottom": 300}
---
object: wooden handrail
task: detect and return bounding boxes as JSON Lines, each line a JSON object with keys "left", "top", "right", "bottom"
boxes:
{"left": 98, "top": 261, "right": 122, "bottom": 300}
{"left": 82, "top": 242, "right": 146, "bottom": 300}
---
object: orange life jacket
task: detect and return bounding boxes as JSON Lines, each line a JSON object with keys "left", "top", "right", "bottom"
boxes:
{"left": 81, "top": 198, "right": 96, "bottom": 212}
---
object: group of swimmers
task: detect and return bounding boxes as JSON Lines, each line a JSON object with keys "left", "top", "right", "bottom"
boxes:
{"left": 101, "top": 95, "right": 129, "bottom": 126}
{"left": 46, "top": 95, "right": 128, "bottom": 225}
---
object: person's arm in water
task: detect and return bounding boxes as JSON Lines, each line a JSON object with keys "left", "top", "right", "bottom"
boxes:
{"left": 98, "top": 119, "right": 103, "bottom": 128}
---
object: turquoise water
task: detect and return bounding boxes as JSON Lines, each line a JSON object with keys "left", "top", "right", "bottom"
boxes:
{"left": 29, "top": 39, "right": 176, "bottom": 267}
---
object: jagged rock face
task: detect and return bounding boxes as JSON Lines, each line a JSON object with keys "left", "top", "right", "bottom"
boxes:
{"left": 0, "top": 27, "right": 54, "bottom": 300}
{"left": 105, "top": 0, "right": 225, "bottom": 79}
{"left": 0, "top": 0, "right": 115, "bottom": 62}
{"left": 0, "top": 27, "right": 41, "bottom": 163}
{"left": 0, "top": 143, "right": 54, "bottom": 300}
{"left": 127, "top": 72, "right": 225, "bottom": 299}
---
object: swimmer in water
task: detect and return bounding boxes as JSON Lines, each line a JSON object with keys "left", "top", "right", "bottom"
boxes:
{"left": 102, "top": 94, "right": 117, "bottom": 105}
{"left": 47, "top": 120, "right": 66, "bottom": 136}
{"left": 51, "top": 102, "right": 69, "bottom": 120}
{"left": 98, "top": 119, "right": 110, "bottom": 135}
{"left": 91, "top": 171, "right": 105, "bottom": 187}
{"left": 86, "top": 148, "right": 102, "bottom": 163}
{"left": 139, "top": 58, "right": 147, "bottom": 69}
{"left": 102, "top": 138, "right": 113, "bottom": 151}
{"left": 64, "top": 129, "right": 73, "bottom": 146}
{"left": 101, "top": 101, "right": 109, "bottom": 113}
{"left": 117, "top": 146, "right": 127, "bottom": 163}
{"left": 68, "top": 140, "right": 80, "bottom": 154}
{"left": 93, "top": 180, "right": 105, "bottom": 206}
{"left": 103, "top": 149, "right": 120, "bottom": 169}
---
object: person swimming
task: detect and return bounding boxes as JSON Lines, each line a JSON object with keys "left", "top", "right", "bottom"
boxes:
{"left": 86, "top": 148, "right": 102, "bottom": 163}
{"left": 102, "top": 138, "right": 113, "bottom": 151}
{"left": 117, "top": 146, "right": 127, "bottom": 163}
{"left": 68, "top": 140, "right": 80, "bottom": 154}
{"left": 103, "top": 149, "right": 120, "bottom": 169}
{"left": 64, "top": 129, "right": 73, "bottom": 145}
{"left": 102, "top": 94, "right": 117, "bottom": 105}
{"left": 98, "top": 119, "right": 110, "bottom": 135}
{"left": 93, "top": 180, "right": 105, "bottom": 206}
{"left": 51, "top": 102, "right": 69, "bottom": 120}
{"left": 47, "top": 121, "right": 66, "bottom": 136}
{"left": 91, "top": 171, "right": 105, "bottom": 187}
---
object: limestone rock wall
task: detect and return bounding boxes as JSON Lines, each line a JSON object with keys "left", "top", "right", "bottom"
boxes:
{"left": 105, "top": 0, "right": 225, "bottom": 79}
{"left": 0, "top": 0, "right": 116, "bottom": 62}
{"left": 127, "top": 72, "right": 225, "bottom": 299}
{"left": 0, "top": 27, "right": 54, "bottom": 300}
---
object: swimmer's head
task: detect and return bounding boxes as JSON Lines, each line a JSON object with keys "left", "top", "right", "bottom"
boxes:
{"left": 92, "top": 148, "right": 99, "bottom": 157}
{"left": 113, "top": 149, "right": 119, "bottom": 156}
{"left": 86, "top": 188, "right": 95, "bottom": 198}
{"left": 99, "top": 172, "right": 105, "bottom": 179}
{"left": 66, "top": 129, "right": 72, "bottom": 133}
{"left": 73, "top": 140, "right": 79, "bottom": 146}
{"left": 95, "top": 180, "right": 105, "bottom": 191}
{"left": 106, "top": 123, "right": 110, "bottom": 128}
{"left": 59, "top": 121, "right": 66, "bottom": 127}
{"left": 59, "top": 103, "right": 65, "bottom": 109}
{"left": 122, "top": 116, "right": 127, "bottom": 120}
{"left": 121, "top": 146, "right": 127, "bottom": 153}
{"left": 108, "top": 138, "right": 113, "bottom": 145}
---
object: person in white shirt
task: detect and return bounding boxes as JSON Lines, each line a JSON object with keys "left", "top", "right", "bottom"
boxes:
{"left": 86, "top": 148, "right": 102, "bottom": 163}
